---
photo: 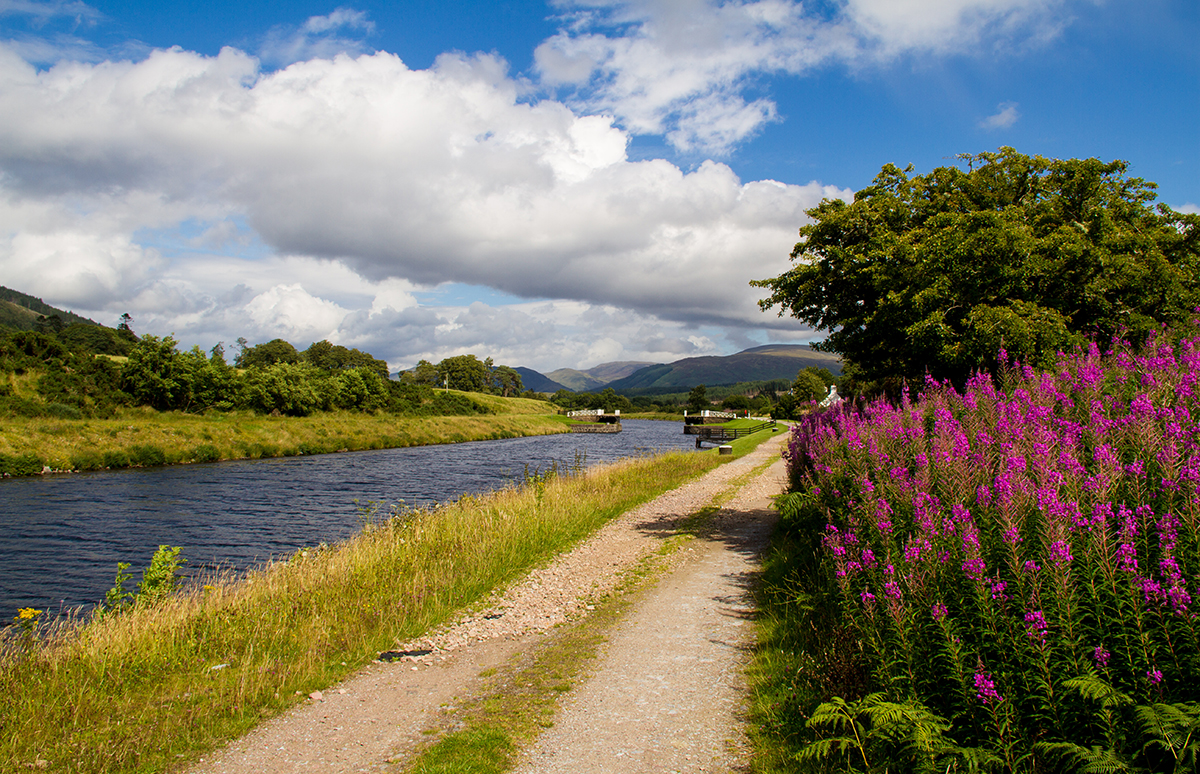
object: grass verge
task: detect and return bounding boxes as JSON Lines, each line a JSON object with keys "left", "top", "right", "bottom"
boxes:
{"left": 1, "top": 447, "right": 732, "bottom": 773}
{"left": 0, "top": 397, "right": 567, "bottom": 475}
{"left": 745, "top": 516, "right": 828, "bottom": 774}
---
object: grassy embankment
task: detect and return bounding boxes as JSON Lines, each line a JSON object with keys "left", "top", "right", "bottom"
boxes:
{"left": 0, "top": 391, "right": 569, "bottom": 475}
{"left": 0, "top": 433, "right": 761, "bottom": 773}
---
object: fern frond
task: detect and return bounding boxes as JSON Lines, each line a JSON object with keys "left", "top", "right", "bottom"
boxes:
{"left": 796, "top": 736, "right": 863, "bottom": 766}
{"left": 1064, "top": 674, "right": 1134, "bottom": 709}
{"left": 1136, "top": 703, "right": 1196, "bottom": 752}
{"left": 1035, "top": 741, "right": 1134, "bottom": 774}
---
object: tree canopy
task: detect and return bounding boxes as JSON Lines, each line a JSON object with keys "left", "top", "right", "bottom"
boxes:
{"left": 753, "top": 148, "right": 1200, "bottom": 388}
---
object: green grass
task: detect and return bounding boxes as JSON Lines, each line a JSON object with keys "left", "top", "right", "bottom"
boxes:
{"left": 0, "top": 448, "right": 733, "bottom": 774}
{"left": 0, "top": 396, "right": 569, "bottom": 474}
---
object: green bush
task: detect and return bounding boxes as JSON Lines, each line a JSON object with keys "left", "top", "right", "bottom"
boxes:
{"left": 1, "top": 395, "right": 43, "bottom": 417}
{"left": 191, "top": 444, "right": 219, "bottom": 463}
{"left": 297, "top": 440, "right": 334, "bottom": 456}
{"left": 102, "top": 450, "right": 130, "bottom": 469}
{"left": 42, "top": 402, "right": 82, "bottom": 420}
{"left": 70, "top": 450, "right": 106, "bottom": 471}
{"left": 0, "top": 452, "right": 43, "bottom": 477}
{"left": 127, "top": 444, "right": 166, "bottom": 467}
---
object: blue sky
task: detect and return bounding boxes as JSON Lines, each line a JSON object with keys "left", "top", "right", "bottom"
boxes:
{"left": 0, "top": 0, "right": 1196, "bottom": 372}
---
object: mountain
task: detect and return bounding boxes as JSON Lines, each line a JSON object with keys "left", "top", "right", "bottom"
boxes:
{"left": 513, "top": 367, "right": 570, "bottom": 393}
{"left": 546, "top": 361, "right": 655, "bottom": 392}
{"left": 604, "top": 345, "right": 840, "bottom": 393}
{"left": 0, "top": 286, "right": 101, "bottom": 331}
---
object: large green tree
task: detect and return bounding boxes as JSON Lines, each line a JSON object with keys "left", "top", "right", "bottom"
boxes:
{"left": 753, "top": 148, "right": 1200, "bottom": 387}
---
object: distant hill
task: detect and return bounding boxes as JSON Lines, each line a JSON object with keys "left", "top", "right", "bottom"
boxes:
{"left": 546, "top": 361, "right": 655, "bottom": 392}
{"left": 514, "top": 367, "right": 570, "bottom": 393}
{"left": 605, "top": 345, "right": 840, "bottom": 393}
{"left": 0, "top": 286, "right": 100, "bottom": 331}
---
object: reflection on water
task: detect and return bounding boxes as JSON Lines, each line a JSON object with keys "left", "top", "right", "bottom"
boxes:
{"left": 0, "top": 420, "right": 695, "bottom": 616}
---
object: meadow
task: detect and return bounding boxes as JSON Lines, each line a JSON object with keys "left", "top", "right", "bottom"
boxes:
{"left": 751, "top": 332, "right": 1200, "bottom": 772}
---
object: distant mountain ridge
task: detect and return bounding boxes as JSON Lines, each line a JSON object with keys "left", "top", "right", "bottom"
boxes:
{"left": 513, "top": 367, "right": 571, "bottom": 393}
{"left": 519, "top": 345, "right": 839, "bottom": 394}
{"left": 546, "top": 361, "right": 654, "bottom": 392}
{"left": 603, "top": 345, "right": 840, "bottom": 393}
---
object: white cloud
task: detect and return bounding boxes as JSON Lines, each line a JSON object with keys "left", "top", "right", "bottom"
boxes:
{"left": 979, "top": 100, "right": 1020, "bottom": 129}
{"left": 0, "top": 44, "right": 843, "bottom": 340}
{"left": 1177, "top": 203, "right": 1200, "bottom": 216}
{"left": 0, "top": 0, "right": 102, "bottom": 26}
{"left": 843, "top": 0, "right": 1074, "bottom": 56}
{"left": 535, "top": 0, "right": 1081, "bottom": 153}
{"left": 259, "top": 7, "right": 375, "bottom": 66}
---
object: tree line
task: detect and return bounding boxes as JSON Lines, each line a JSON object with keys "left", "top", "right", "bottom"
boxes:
{"left": 0, "top": 327, "right": 527, "bottom": 419}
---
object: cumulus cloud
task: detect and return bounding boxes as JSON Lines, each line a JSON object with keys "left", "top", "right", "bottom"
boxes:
{"left": 1177, "top": 203, "right": 1200, "bottom": 216}
{"left": 0, "top": 44, "right": 845, "bottom": 343}
{"left": 536, "top": 0, "right": 1080, "bottom": 153}
{"left": 979, "top": 100, "right": 1020, "bottom": 129}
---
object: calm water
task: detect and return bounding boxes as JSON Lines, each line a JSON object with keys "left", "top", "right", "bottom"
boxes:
{"left": 0, "top": 420, "right": 695, "bottom": 617}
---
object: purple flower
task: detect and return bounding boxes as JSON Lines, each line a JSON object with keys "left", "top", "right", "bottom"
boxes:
{"left": 962, "top": 557, "right": 987, "bottom": 580}
{"left": 1148, "top": 669, "right": 1163, "bottom": 686}
{"left": 1024, "top": 610, "right": 1048, "bottom": 644}
{"left": 974, "top": 669, "right": 1002, "bottom": 704}
{"left": 1093, "top": 645, "right": 1111, "bottom": 668}
{"left": 931, "top": 602, "right": 948, "bottom": 621}
{"left": 1048, "top": 540, "right": 1074, "bottom": 567}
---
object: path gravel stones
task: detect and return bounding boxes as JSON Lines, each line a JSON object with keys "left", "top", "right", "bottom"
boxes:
{"left": 187, "top": 432, "right": 787, "bottom": 774}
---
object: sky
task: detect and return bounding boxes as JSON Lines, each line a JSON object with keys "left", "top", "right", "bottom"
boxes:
{"left": 0, "top": 0, "right": 1196, "bottom": 373}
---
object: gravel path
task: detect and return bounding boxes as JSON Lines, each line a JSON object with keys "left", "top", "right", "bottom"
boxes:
{"left": 187, "top": 433, "right": 787, "bottom": 774}
{"left": 511, "top": 446, "right": 786, "bottom": 774}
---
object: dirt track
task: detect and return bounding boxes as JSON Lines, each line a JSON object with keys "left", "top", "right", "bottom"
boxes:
{"left": 188, "top": 432, "right": 787, "bottom": 773}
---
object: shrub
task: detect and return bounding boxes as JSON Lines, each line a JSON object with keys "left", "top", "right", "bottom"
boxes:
{"left": 136, "top": 546, "right": 185, "bottom": 605}
{"left": 42, "top": 402, "right": 82, "bottom": 420}
{"left": 127, "top": 444, "right": 166, "bottom": 467}
{"left": 70, "top": 450, "right": 106, "bottom": 471}
{"left": 0, "top": 452, "right": 42, "bottom": 477}
{"left": 102, "top": 450, "right": 130, "bottom": 469}
{"left": 192, "top": 444, "right": 219, "bottom": 463}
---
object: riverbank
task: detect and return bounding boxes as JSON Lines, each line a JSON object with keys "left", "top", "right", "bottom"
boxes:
{"left": 0, "top": 435, "right": 775, "bottom": 773}
{"left": 0, "top": 393, "right": 569, "bottom": 476}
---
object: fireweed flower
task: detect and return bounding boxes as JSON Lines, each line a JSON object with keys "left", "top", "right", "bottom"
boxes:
{"left": 974, "top": 670, "right": 1002, "bottom": 704}
{"left": 1093, "top": 645, "right": 1111, "bottom": 668}
{"left": 1148, "top": 669, "right": 1164, "bottom": 686}
{"left": 932, "top": 602, "right": 948, "bottom": 621}
{"left": 1048, "top": 540, "right": 1074, "bottom": 567}
{"left": 1024, "top": 610, "right": 1048, "bottom": 644}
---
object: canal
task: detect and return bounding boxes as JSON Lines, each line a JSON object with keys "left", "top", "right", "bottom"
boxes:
{"left": 0, "top": 420, "right": 696, "bottom": 616}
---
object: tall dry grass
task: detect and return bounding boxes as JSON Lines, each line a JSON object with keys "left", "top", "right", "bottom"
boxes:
{"left": 0, "top": 449, "right": 720, "bottom": 773}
